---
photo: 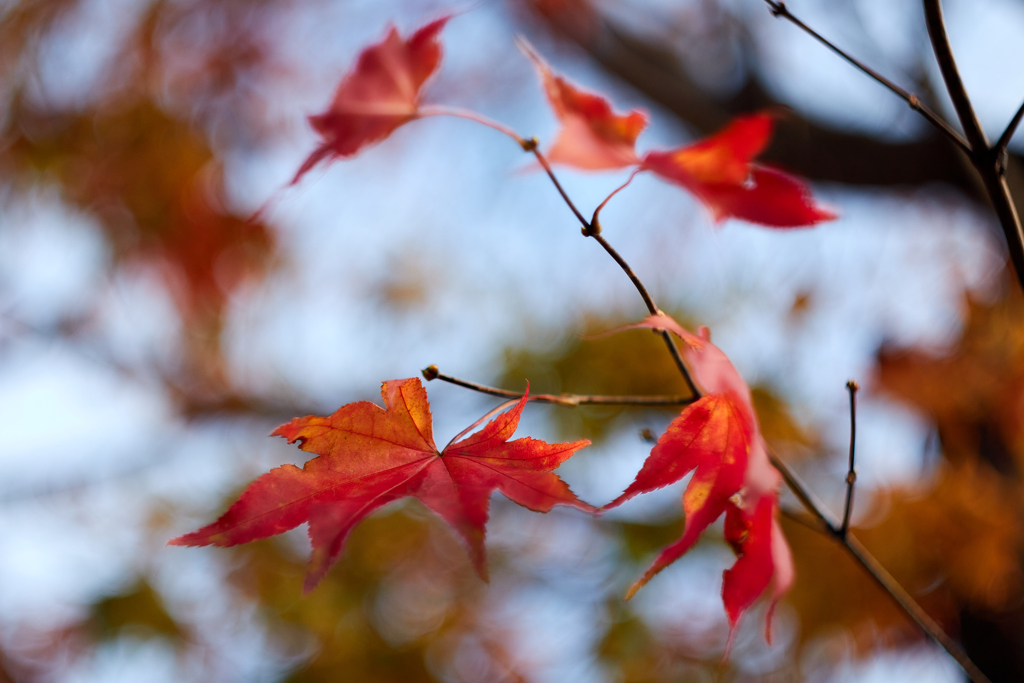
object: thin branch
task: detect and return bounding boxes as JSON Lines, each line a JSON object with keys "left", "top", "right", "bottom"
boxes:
{"left": 590, "top": 232, "right": 701, "bottom": 398}
{"left": 530, "top": 148, "right": 699, "bottom": 397}
{"left": 770, "top": 451, "right": 991, "bottom": 683}
{"left": 840, "top": 380, "right": 858, "bottom": 537}
{"left": 422, "top": 366, "right": 696, "bottom": 407}
{"left": 996, "top": 97, "right": 1024, "bottom": 156}
{"left": 531, "top": 146, "right": 593, "bottom": 231}
{"left": 778, "top": 505, "right": 830, "bottom": 535}
{"left": 591, "top": 232, "right": 658, "bottom": 315}
{"left": 843, "top": 535, "right": 992, "bottom": 683}
{"left": 764, "top": 0, "right": 970, "bottom": 154}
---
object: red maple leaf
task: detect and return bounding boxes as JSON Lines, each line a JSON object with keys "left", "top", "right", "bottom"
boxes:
{"left": 641, "top": 114, "right": 836, "bottom": 227}
{"left": 521, "top": 40, "right": 647, "bottom": 170}
{"left": 170, "top": 378, "right": 594, "bottom": 591}
{"left": 603, "top": 314, "right": 793, "bottom": 646}
{"left": 290, "top": 17, "right": 449, "bottom": 185}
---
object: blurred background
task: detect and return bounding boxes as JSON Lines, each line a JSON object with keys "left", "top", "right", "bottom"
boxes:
{"left": 2, "top": 0, "right": 1023, "bottom": 680}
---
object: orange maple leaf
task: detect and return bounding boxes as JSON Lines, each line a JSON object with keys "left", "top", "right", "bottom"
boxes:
{"left": 291, "top": 17, "right": 449, "bottom": 185}
{"left": 170, "top": 378, "right": 594, "bottom": 591}
{"left": 520, "top": 40, "right": 647, "bottom": 170}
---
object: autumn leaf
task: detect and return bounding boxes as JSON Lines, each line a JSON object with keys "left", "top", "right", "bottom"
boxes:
{"left": 521, "top": 40, "right": 647, "bottom": 170}
{"left": 607, "top": 393, "right": 752, "bottom": 596}
{"left": 641, "top": 114, "right": 836, "bottom": 227}
{"left": 603, "top": 314, "right": 793, "bottom": 645}
{"left": 170, "top": 378, "right": 594, "bottom": 591}
{"left": 291, "top": 17, "right": 449, "bottom": 185}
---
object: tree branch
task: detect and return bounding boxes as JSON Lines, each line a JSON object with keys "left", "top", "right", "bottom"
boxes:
{"left": 529, "top": 147, "right": 700, "bottom": 397}
{"left": 995, "top": 98, "right": 1024, "bottom": 156}
{"left": 421, "top": 366, "right": 696, "bottom": 407}
{"left": 770, "top": 452, "right": 991, "bottom": 683}
{"left": 840, "top": 380, "right": 858, "bottom": 537}
{"left": 921, "top": 0, "right": 986, "bottom": 153}
{"left": 923, "top": 0, "right": 1024, "bottom": 295}
{"left": 764, "top": 0, "right": 969, "bottom": 154}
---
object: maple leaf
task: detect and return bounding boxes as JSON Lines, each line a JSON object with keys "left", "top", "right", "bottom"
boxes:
{"left": 290, "top": 17, "right": 449, "bottom": 185}
{"left": 521, "top": 40, "right": 647, "bottom": 170}
{"left": 170, "top": 378, "right": 594, "bottom": 591}
{"left": 641, "top": 114, "right": 836, "bottom": 227}
{"left": 603, "top": 314, "right": 793, "bottom": 645}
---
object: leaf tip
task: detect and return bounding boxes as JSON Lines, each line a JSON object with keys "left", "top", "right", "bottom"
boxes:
{"left": 166, "top": 533, "right": 198, "bottom": 547}
{"left": 270, "top": 418, "right": 303, "bottom": 442}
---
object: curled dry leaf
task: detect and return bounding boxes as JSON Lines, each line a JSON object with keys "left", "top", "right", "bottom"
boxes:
{"left": 170, "top": 378, "right": 594, "bottom": 592}
{"left": 603, "top": 314, "right": 793, "bottom": 648}
{"left": 520, "top": 39, "right": 647, "bottom": 170}
{"left": 642, "top": 114, "right": 836, "bottom": 228}
{"left": 291, "top": 17, "right": 449, "bottom": 185}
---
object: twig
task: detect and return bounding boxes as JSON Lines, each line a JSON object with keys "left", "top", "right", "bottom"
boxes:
{"left": 530, "top": 148, "right": 699, "bottom": 397}
{"left": 995, "top": 98, "right": 1024, "bottom": 156}
{"left": 923, "top": 0, "right": 1024, "bottom": 295}
{"left": 531, "top": 146, "right": 595, "bottom": 234}
{"left": 840, "top": 380, "right": 858, "bottom": 537}
{"left": 778, "top": 506, "right": 829, "bottom": 535}
{"left": 590, "top": 233, "right": 657, "bottom": 315}
{"left": 422, "top": 366, "right": 696, "bottom": 407}
{"left": 770, "top": 451, "right": 991, "bottom": 683}
{"left": 764, "top": 0, "right": 969, "bottom": 154}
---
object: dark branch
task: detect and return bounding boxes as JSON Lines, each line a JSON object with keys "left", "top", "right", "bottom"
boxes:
{"left": 764, "top": 0, "right": 968, "bottom": 153}
{"left": 923, "top": 0, "right": 1024, "bottom": 294}
{"left": 996, "top": 98, "right": 1024, "bottom": 157}
{"left": 769, "top": 452, "right": 992, "bottom": 683}
{"left": 422, "top": 366, "right": 696, "bottom": 407}
{"left": 922, "top": 0, "right": 986, "bottom": 153}
{"left": 531, "top": 145, "right": 592, "bottom": 230}
{"left": 840, "top": 380, "right": 859, "bottom": 537}
{"left": 530, "top": 147, "right": 700, "bottom": 397}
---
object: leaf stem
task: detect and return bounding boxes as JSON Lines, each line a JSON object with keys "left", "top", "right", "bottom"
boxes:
{"left": 418, "top": 105, "right": 528, "bottom": 146}
{"left": 422, "top": 366, "right": 696, "bottom": 407}
{"left": 443, "top": 398, "right": 519, "bottom": 452}
{"left": 763, "top": 0, "right": 970, "bottom": 155}
{"left": 592, "top": 168, "right": 642, "bottom": 229}
{"left": 840, "top": 379, "right": 858, "bottom": 537}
